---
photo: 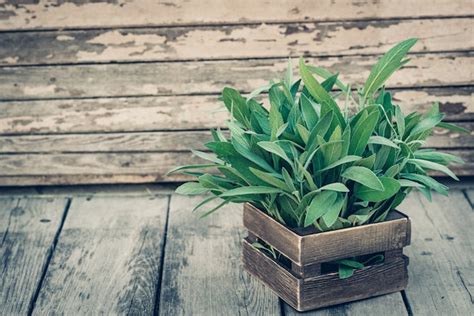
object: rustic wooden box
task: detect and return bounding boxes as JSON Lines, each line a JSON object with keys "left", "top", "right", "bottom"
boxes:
{"left": 242, "top": 203, "right": 411, "bottom": 311}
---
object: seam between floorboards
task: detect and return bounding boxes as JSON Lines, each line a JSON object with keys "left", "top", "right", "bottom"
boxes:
{"left": 27, "top": 197, "right": 72, "bottom": 316}
{"left": 401, "top": 290, "right": 414, "bottom": 316}
{"left": 153, "top": 194, "right": 171, "bottom": 316}
{"left": 461, "top": 190, "right": 474, "bottom": 209}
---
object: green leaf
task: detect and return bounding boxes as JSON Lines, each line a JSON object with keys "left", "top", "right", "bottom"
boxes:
{"left": 300, "top": 94, "right": 319, "bottom": 128}
{"left": 306, "top": 65, "right": 349, "bottom": 93}
{"left": 175, "top": 182, "right": 209, "bottom": 195}
{"left": 337, "top": 259, "right": 365, "bottom": 269}
{"left": 321, "top": 194, "right": 345, "bottom": 227}
{"left": 299, "top": 58, "right": 345, "bottom": 128}
{"left": 368, "top": 136, "right": 399, "bottom": 149}
{"left": 408, "top": 159, "right": 459, "bottom": 180}
{"left": 394, "top": 105, "right": 405, "bottom": 137}
{"left": 304, "top": 191, "right": 338, "bottom": 227}
{"left": 349, "top": 110, "right": 380, "bottom": 156}
{"left": 222, "top": 87, "right": 251, "bottom": 127}
{"left": 220, "top": 186, "right": 283, "bottom": 197}
{"left": 191, "top": 150, "right": 225, "bottom": 164}
{"left": 250, "top": 167, "right": 291, "bottom": 192}
{"left": 318, "top": 155, "right": 362, "bottom": 173}
{"left": 401, "top": 173, "right": 448, "bottom": 195}
{"left": 167, "top": 164, "right": 218, "bottom": 175}
{"left": 342, "top": 166, "right": 384, "bottom": 191}
{"left": 408, "top": 113, "right": 444, "bottom": 139}
{"left": 437, "top": 122, "right": 470, "bottom": 133}
{"left": 354, "top": 176, "right": 401, "bottom": 202}
{"left": 318, "top": 183, "right": 350, "bottom": 193}
{"left": 362, "top": 38, "right": 418, "bottom": 99}
{"left": 258, "top": 141, "right": 293, "bottom": 165}
{"left": 338, "top": 265, "right": 355, "bottom": 279}
{"left": 398, "top": 179, "right": 424, "bottom": 187}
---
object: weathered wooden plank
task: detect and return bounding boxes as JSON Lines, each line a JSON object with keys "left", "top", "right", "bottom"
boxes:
{"left": 400, "top": 191, "right": 474, "bottom": 315}
{"left": 284, "top": 293, "right": 408, "bottom": 315}
{"left": 244, "top": 203, "right": 410, "bottom": 265}
{"left": 0, "top": 122, "right": 471, "bottom": 154}
{"left": 33, "top": 195, "right": 168, "bottom": 314}
{"left": 0, "top": 197, "right": 68, "bottom": 315}
{"left": 1, "top": 0, "right": 472, "bottom": 31}
{"left": 0, "top": 150, "right": 470, "bottom": 186}
{"left": 159, "top": 195, "right": 280, "bottom": 315}
{"left": 0, "top": 88, "right": 471, "bottom": 135}
{"left": 1, "top": 18, "right": 472, "bottom": 66}
{"left": 0, "top": 53, "right": 471, "bottom": 100}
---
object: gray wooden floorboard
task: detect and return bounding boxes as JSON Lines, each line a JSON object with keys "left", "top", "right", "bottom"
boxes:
{"left": 0, "top": 197, "right": 68, "bottom": 315}
{"left": 284, "top": 292, "right": 408, "bottom": 315}
{"left": 159, "top": 195, "right": 280, "bottom": 316}
{"left": 401, "top": 191, "right": 474, "bottom": 315}
{"left": 32, "top": 195, "right": 169, "bottom": 315}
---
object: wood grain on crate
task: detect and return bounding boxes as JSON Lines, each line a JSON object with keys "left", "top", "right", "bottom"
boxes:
{"left": 0, "top": 0, "right": 472, "bottom": 31}
{"left": 243, "top": 203, "right": 410, "bottom": 265}
{"left": 33, "top": 196, "right": 168, "bottom": 314}
{"left": 159, "top": 195, "right": 280, "bottom": 316}
{"left": 242, "top": 239, "right": 409, "bottom": 311}
{"left": 0, "top": 197, "right": 69, "bottom": 315}
{"left": 0, "top": 19, "right": 472, "bottom": 66}
{"left": 1, "top": 53, "right": 471, "bottom": 100}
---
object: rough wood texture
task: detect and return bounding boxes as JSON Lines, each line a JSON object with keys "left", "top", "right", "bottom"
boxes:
{"left": 400, "top": 192, "right": 474, "bottom": 315}
{"left": 243, "top": 203, "right": 410, "bottom": 265}
{"left": 0, "top": 88, "right": 471, "bottom": 136}
{"left": 0, "top": 122, "right": 471, "bottom": 154}
{"left": 0, "top": 197, "right": 68, "bottom": 315}
{"left": 33, "top": 195, "right": 168, "bottom": 314}
{"left": 1, "top": 19, "right": 472, "bottom": 66}
{"left": 0, "top": 149, "right": 470, "bottom": 186}
{"left": 1, "top": 0, "right": 472, "bottom": 31}
{"left": 159, "top": 195, "right": 280, "bottom": 315}
{"left": 243, "top": 239, "right": 409, "bottom": 311}
{"left": 1, "top": 53, "right": 471, "bottom": 100}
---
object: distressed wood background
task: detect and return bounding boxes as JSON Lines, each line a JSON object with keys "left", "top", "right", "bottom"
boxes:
{"left": 0, "top": 0, "right": 472, "bottom": 186}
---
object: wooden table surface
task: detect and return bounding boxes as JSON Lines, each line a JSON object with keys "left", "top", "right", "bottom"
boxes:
{"left": 0, "top": 182, "right": 472, "bottom": 315}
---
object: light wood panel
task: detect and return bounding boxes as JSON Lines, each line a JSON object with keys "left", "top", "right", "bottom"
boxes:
{"left": 159, "top": 195, "right": 280, "bottom": 315}
{"left": 0, "top": 150, "right": 470, "bottom": 186}
{"left": 401, "top": 192, "right": 474, "bottom": 315}
{"left": 0, "top": 197, "right": 68, "bottom": 315}
{"left": 1, "top": 53, "right": 471, "bottom": 100}
{"left": 0, "top": 123, "right": 470, "bottom": 153}
{"left": 1, "top": 0, "right": 472, "bottom": 31}
{"left": 0, "top": 18, "right": 472, "bottom": 66}
{"left": 33, "top": 195, "right": 168, "bottom": 314}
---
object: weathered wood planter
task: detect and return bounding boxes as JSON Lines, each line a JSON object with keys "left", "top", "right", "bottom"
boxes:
{"left": 242, "top": 203, "right": 411, "bottom": 312}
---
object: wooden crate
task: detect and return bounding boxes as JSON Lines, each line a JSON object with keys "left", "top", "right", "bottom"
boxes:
{"left": 242, "top": 203, "right": 411, "bottom": 311}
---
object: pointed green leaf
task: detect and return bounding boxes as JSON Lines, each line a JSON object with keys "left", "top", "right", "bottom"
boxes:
{"left": 304, "top": 191, "right": 337, "bottom": 227}
{"left": 220, "top": 186, "right": 282, "bottom": 197}
{"left": 342, "top": 166, "right": 384, "bottom": 191}
{"left": 354, "top": 176, "right": 401, "bottom": 202}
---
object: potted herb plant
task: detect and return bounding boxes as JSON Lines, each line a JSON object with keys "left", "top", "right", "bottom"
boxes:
{"left": 168, "top": 38, "right": 465, "bottom": 311}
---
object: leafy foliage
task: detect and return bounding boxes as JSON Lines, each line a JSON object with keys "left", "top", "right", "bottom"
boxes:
{"left": 170, "top": 38, "right": 465, "bottom": 232}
